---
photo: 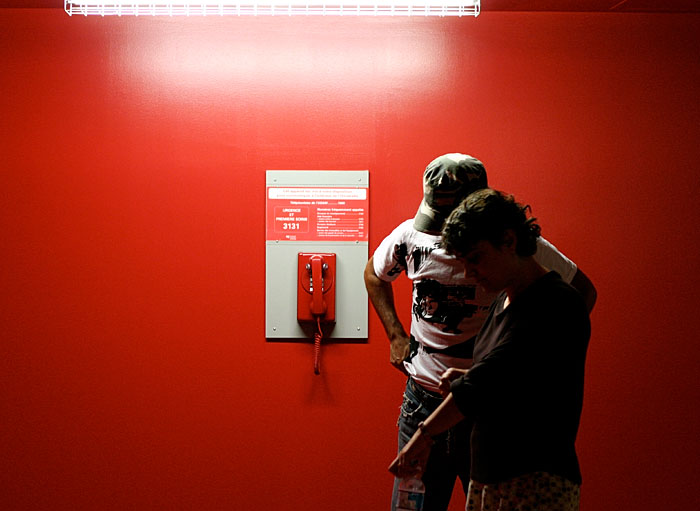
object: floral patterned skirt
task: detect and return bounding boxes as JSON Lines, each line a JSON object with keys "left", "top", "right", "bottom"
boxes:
{"left": 466, "top": 472, "right": 580, "bottom": 511}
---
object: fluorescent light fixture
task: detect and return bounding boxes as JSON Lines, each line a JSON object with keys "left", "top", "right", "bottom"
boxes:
{"left": 64, "top": 0, "right": 479, "bottom": 17}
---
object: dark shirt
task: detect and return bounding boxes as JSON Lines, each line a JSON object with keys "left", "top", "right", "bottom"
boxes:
{"left": 450, "top": 272, "right": 590, "bottom": 484}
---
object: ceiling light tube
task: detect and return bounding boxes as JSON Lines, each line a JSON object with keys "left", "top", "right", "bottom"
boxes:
{"left": 64, "top": 0, "right": 480, "bottom": 17}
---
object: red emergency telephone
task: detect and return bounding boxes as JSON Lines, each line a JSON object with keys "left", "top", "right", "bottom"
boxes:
{"left": 297, "top": 253, "right": 336, "bottom": 374}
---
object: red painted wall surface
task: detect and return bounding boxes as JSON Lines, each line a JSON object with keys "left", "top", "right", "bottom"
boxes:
{"left": 1, "top": 9, "right": 699, "bottom": 511}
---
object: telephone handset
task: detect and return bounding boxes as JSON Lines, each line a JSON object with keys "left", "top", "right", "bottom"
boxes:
{"left": 297, "top": 253, "right": 336, "bottom": 374}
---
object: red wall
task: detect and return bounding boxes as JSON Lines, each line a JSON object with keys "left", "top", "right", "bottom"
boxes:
{"left": 2, "top": 9, "right": 699, "bottom": 511}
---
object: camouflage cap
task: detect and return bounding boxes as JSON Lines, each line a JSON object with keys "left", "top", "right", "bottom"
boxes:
{"left": 413, "top": 153, "right": 487, "bottom": 233}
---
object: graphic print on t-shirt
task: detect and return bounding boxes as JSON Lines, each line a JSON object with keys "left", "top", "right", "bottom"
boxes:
{"left": 387, "top": 243, "right": 408, "bottom": 277}
{"left": 410, "top": 243, "right": 439, "bottom": 273}
{"left": 406, "top": 241, "right": 480, "bottom": 334}
{"left": 385, "top": 238, "right": 481, "bottom": 335}
{"left": 413, "top": 279, "right": 478, "bottom": 334}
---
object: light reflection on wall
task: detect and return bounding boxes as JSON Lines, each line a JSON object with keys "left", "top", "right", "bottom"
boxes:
{"left": 116, "top": 17, "right": 450, "bottom": 101}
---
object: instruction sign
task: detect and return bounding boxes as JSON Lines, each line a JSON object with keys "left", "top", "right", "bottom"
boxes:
{"left": 266, "top": 186, "right": 368, "bottom": 242}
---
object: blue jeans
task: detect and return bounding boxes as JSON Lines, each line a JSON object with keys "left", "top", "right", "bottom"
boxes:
{"left": 392, "top": 378, "right": 472, "bottom": 511}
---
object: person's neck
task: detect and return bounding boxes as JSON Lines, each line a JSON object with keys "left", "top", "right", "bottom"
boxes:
{"left": 504, "top": 258, "right": 548, "bottom": 306}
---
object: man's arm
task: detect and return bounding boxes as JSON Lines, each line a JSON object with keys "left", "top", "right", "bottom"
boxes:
{"left": 364, "top": 256, "right": 410, "bottom": 373}
{"left": 388, "top": 394, "right": 465, "bottom": 477}
{"left": 570, "top": 268, "right": 597, "bottom": 314}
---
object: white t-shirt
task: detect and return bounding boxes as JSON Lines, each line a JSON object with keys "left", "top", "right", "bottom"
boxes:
{"left": 372, "top": 219, "right": 577, "bottom": 393}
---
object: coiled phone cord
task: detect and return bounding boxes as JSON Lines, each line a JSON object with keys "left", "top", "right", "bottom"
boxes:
{"left": 314, "top": 317, "right": 323, "bottom": 375}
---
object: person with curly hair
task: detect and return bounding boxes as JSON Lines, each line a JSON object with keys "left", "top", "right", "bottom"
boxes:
{"left": 389, "top": 189, "right": 591, "bottom": 511}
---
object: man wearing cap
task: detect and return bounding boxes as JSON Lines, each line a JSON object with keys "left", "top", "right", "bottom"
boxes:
{"left": 364, "top": 153, "right": 596, "bottom": 511}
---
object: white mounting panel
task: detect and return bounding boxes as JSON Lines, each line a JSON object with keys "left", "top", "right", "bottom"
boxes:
{"left": 265, "top": 170, "right": 369, "bottom": 339}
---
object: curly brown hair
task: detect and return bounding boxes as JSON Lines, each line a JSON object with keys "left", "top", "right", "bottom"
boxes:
{"left": 441, "top": 188, "right": 541, "bottom": 257}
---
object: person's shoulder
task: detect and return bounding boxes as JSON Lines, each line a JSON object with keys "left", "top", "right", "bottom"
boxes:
{"left": 534, "top": 237, "right": 577, "bottom": 283}
{"left": 392, "top": 219, "right": 443, "bottom": 243}
{"left": 539, "top": 272, "right": 589, "bottom": 319}
{"left": 378, "top": 218, "right": 414, "bottom": 243}
{"left": 515, "top": 274, "right": 590, "bottom": 349}
{"left": 540, "top": 272, "right": 580, "bottom": 297}
{"left": 388, "top": 219, "right": 415, "bottom": 234}
{"left": 397, "top": 219, "right": 414, "bottom": 230}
